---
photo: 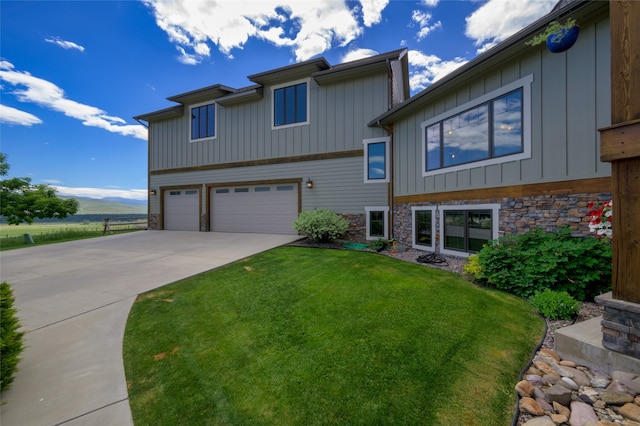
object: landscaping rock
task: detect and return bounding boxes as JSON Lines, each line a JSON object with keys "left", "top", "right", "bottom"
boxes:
{"left": 516, "top": 380, "right": 535, "bottom": 397}
{"left": 569, "top": 401, "right": 598, "bottom": 425}
{"left": 522, "top": 415, "right": 556, "bottom": 426}
{"left": 619, "top": 403, "right": 640, "bottom": 422}
{"left": 544, "top": 384, "right": 573, "bottom": 406}
{"left": 520, "top": 397, "right": 545, "bottom": 416}
{"left": 602, "top": 391, "right": 634, "bottom": 405}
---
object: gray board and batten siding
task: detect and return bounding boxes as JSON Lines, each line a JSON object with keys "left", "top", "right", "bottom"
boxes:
{"left": 148, "top": 74, "right": 390, "bottom": 172}
{"left": 390, "top": 7, "right": 611, "bottom": 198}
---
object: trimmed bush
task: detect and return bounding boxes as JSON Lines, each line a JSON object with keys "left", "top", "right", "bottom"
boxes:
{"left": 1, "top": 281, "right": 25, "bottom": 392}
{"left": 530, "top": 290, "right": 579, "bottom": 320}
{"left": 475, "top": 226, "right": 611, "bottom": 301}
{"left": 292, "top": 209, "right": 349, "bottom": 242}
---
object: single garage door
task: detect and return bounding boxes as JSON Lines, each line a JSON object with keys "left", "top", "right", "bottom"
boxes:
{"left": 211, "top": 184, "right": 298, "bottom": 235}
{"left": 164, "top": 189, "right": 200, "bottom": 231}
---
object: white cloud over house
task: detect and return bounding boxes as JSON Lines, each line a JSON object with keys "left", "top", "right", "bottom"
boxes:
{"left": 45, "top": 36, "right": 86, "bottom": 52}
{"left": 0, "top": 61, "right": 147, "bottom": 140}
{"left": 0, "top": 104, "right": 43, "bottom": 126}
{"left": 143, "top": 0, "right": 391, "bottom": 63}
{"left": 465, "top": 0, "right": 556, "bottom": 54}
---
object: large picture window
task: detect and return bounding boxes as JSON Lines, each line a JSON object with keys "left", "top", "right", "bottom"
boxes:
{"left": 190, "top": 102, "right": 216, "bottom": 141}
{"left": 422, "top": 75, "right": 533, "bottom": 176}
{"left": 439, "top": 204, "right": 500, "bottom": 256}
{"left": 363, "top": 137, "right": 390, "bottom": 183}
{"left": 273, "top": 80, "right": 308, "bottom": 128}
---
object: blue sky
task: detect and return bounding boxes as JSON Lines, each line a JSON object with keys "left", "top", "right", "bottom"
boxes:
{"left": 0, "top": 0, "right": 556, "bottom": 201}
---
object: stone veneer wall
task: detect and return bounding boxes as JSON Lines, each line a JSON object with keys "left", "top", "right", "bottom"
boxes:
{"left": 393, "top": 192, "right": 612, "bottom": 249}
{"left": 148, "top": 214, "right": 160, "bottom": 230}
{"left": 341, "top": 213, "right": 366, "bottom": 242}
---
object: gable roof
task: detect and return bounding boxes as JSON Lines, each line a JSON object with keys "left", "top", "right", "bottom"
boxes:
{"left": 369, "top": 0, "right": 607, "bottom": 127}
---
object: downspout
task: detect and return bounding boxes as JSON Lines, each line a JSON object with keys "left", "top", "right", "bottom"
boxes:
{"left": 377, "top": 119, "right": 395, "bottom": 240}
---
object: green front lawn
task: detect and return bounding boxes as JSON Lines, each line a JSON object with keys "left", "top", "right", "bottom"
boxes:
{"left": 124, "top": 247, "right": 544, "bottom": 425}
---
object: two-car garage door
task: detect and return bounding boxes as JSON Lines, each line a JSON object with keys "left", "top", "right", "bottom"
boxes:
{"left": 163, "top": 184, "right": 298, "bottom": 235}
{"left": 211, "top": 183, "right": 298, "bottom": 235}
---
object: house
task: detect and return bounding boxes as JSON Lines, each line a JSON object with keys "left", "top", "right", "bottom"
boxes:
{"left": 136, "top": 0, "right": 611, "bottom": 257}
{"left": 370, "top": 0, "right": 611, "bottom": 257}
{"left": 135, "top": 49, "right": 409, "bottom": 240}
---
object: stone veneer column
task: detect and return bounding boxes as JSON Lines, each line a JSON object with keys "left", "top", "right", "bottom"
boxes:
{"left": 595, "top": 292, "right": 640, "bottom": 359}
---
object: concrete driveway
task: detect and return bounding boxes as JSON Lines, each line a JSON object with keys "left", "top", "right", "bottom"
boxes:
{"left": 0, "top": 231, "right": 301, "bottom": 426}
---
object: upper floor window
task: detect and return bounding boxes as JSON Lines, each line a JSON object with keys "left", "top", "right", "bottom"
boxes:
{"left": 190, "top": 102, "right": 216, "bottom": 142}
{"left": 363, "top": 137, "right": 390, "bottom": 183}
{"left": 422, "top": 74, "right": 533, "bottom": 177}
{"left": 272, "top": 79, "right": 309, "bottom": 129}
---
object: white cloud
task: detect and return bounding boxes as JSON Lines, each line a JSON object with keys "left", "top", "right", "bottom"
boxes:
{"left": 45, "top": 36, "right": 86, "bottom": 52}
{"left": 54, "top": 186, "right": 148, "bottom": 201}
{"left": 341, "top": 48, "right": 378, "bottom": 63}
{"left": 465, "top": 0, "right": 556, "bottom": 54}
{"left": 408, "top": 50, "right": 467, "bottom": 92}
{"left": 421, "top": 0, "right": 439, "bottom": 6}
{"left": 359, "top": 0, "right": 389, "bottom": 27}
{"left": 0, "top": 104, "right": 43, "bottom": 126}
{"left": 143, "top": 0, "right": 374, "bottom": 63}
{"left": 0, "top": 61, "right": 147, "bottom": 140}
{"left": 411, "top": 10, "right": 442, "bottom": 41}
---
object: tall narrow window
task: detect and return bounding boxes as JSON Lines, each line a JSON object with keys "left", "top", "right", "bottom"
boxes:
{"left": 273, "top": 81, "right": 308, "bottom": 127}
{"left": 413, "top": 208, "right": 434, "bottom": 248}
{"left": 363, "top": 137, "right": 390, "bottom": 183}
{"left": 365, "top": 207, "right": 389, "bottom": 240}
{"left": 190, "top": 102, "right": 216, "bottom": 141}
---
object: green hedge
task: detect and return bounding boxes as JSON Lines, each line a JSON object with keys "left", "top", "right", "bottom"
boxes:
{"left": 1, "top": 281, "right": 25, "bottom": 392}
{"left": 469, "top": 227, "right": 611, "bottom": 301}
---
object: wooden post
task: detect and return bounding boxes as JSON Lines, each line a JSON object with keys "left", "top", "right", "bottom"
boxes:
{"left": 599, "top": 0, "right": 640, "bottom": 303}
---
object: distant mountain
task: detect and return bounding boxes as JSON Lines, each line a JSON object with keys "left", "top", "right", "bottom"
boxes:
{"left": 63, "top": 196, "right": 147, "bottom": 214}
{"left": 100, "top": 197, "right": 147, "bottom": 206}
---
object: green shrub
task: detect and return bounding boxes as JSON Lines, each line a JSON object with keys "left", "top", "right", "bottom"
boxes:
{"left": 368, "top": 238, "right": 388, "bottom": 252}
{"left": 292, "top": 209, "right": 349, "bottom": 242}
{"left": 463, "top": 254, "right": 484, "bottom": 281}
{"left": 1, "top": 281, "right": 25, "bottom": 392}
{"left": 530, "top": 289, "right": 579, "bottom": 320}
{"left": 476, "top": 227, "right": 611, "bottom": 301}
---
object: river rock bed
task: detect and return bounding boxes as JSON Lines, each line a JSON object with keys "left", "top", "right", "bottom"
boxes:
{"left": 516, "top": 348, "right": 640, "bottom": 425}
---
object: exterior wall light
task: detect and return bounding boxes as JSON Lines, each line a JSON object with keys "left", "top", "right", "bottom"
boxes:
{"left": 150, "top": 189, "right": 157, "bottom": 196}
{"left": 305, "top": 178, "right": 314, "bottom": 189}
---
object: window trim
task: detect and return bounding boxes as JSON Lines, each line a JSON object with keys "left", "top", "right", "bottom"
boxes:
{"left": 271, "top": 78, "right": 310, "bottom": 130}
{"left": 411, "top": 206, "right": 437, "bottom": 251}
{"left": 365, "top": 206, "right": 389, "bottom": 240}
{"left": 421, "top": 74, "right": 533, "bottom": 177}
{"left": 438, "top": 204, "right": 500, "bottom": 257}
{"left": 363, "top": 136, "right": 391, "bottom": 183}
{"left": 189, "top": 100, "right": 217, "bottom": 143}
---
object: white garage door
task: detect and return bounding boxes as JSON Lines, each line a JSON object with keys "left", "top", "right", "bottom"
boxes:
{"left": 211, "top": 184, "right": 298, "bottom": 235}
{"left": 164, "top": 189, "right": 200, "bottom": 231}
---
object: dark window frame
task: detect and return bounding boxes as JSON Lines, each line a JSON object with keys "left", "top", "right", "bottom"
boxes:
{"left": 273, "top": 81, "right": 308, "bottom": 127}
{"left": 190, "top": 102, "right": 216, "bottom": 141}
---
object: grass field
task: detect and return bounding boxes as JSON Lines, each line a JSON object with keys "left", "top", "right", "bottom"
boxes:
{"left": 0, "top": 220, "right": 147, "bottom": 250}
{"left": 124, "top": 247, "right": 544, "bottom": 426}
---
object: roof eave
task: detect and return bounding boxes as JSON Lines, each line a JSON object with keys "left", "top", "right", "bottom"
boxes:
{"left": 369, "top": 0, "right": 603, "bottom": 127}
{"left": 134, "top": 105, "right": 184, "bottom": 123}
{"left": 167, "top": 84, "right": 237, "bottom": 105}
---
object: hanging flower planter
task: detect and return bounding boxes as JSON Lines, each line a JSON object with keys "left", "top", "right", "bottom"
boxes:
{"left": 546, "top": 25, "right": 580, "bottom": 53}
{"left": 525, "top": 18, "right": 579, "bottom": 54}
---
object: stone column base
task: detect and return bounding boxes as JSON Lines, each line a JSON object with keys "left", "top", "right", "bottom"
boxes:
{"left": 595, "top": 292, "right": 640, "bottom": 360}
